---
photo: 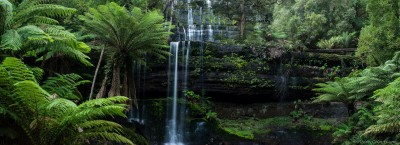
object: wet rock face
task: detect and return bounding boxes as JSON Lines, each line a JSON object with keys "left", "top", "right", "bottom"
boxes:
{"left": 212, "top": 102, "right": 349, "bottom": 119}
{"left": 142, "top": 42, "right": 357, "bottom": 103}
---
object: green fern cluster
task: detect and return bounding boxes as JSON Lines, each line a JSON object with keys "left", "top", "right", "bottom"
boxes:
{"left": 314, "top": 52, "right": 400, "bottom": 143}
{"left": 0, "top": 57, "right": 133, "bottom": 145}
{"left": 0, "top": 0, "right": 92, "bottom": 67}
{"left": 313, "top": 52, "right": 400, "bottom": 103}
{"left": 79, "top": 2, "right": 172, "bottom": 99}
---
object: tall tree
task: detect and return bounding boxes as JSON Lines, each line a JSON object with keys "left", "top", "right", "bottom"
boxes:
{"left": 269, "top": 0, "right": 366, "bottom": 49}
{"left": 79, "top": 2, "right": 172, "bottom": 105}
{"left": 357, "top": 0, "right": 400, "bottom": 66}
{"left": 214, "top": 0, "right": 277, "bottom": 39}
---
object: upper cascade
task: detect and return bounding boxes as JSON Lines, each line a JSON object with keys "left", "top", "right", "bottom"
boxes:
{"left": 172, "top": 0, "right": 238, "bottom": 42}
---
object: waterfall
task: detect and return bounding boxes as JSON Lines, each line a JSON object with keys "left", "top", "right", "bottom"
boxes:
{"left": 207, "top": 25, "right": 213, "bottom": 41}
{"left": 165, "top": 42, "right": 184, "bottom": 145}
{"left": 183, "top": 41, "right": 191, "bottom": 91}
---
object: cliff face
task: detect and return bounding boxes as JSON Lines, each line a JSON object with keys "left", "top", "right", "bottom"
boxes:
{"left": 140, "top": 42, "right": 358, "bottom": 103}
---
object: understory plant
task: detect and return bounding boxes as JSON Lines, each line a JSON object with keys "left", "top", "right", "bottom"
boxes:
{"left": 313, "top": 52, "right": 400, "bottom": 143}
{"left": 0, "top": 57, "right": 133, "bottom": 145}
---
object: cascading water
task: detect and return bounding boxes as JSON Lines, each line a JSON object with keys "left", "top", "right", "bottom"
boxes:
{"left": 165, "top": 42, "right": 184, "bottom": 145}
{"left": 164, "top": 0, "right": 237, "bottom": 144}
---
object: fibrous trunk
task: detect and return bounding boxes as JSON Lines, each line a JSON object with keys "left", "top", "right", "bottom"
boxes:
{"left": 108, "top": 62, "right": 121, "bottom": 97}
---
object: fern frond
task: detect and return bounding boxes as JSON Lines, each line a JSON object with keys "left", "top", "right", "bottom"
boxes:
{"left": 14, "top": 4, "right": 76, "bottom": 26}
{"left": 17, "top": 25, "right": 52, "bottom": 44}
{"left": 0, "top": 0, "right": 13, "bottom": 33}
{"left": 0, "top": 104, "right": 18, "bottom": 121}
{"left": 1, "top": 29, "right": 22, "bottom": 51}
{"left": 2, "top": 57, "right": 36, "bottom": 83}
{"left": 42, "top": 73, "right": 90, "bottom": 100}
{"left": 365, "top": 122, "right": 400, "bottom": 135}
{"left": 13, "top": 81, "right": 50, "bottom": 110}
{"left": 29, "top": 67, "right": 44, "bottom": 81}
{"left": 73, "top": 132, "right": 134, "bottom": 145}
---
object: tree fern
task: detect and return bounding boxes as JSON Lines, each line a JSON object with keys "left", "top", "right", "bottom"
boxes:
{"left": 0, "top": 57, "right": 134, "bottom": 145}
{"left": 1, "top": 0, "right": 92, "bottom": 70}
{"left": 79, "top": 2, "right": 172, "bottom": 102}
{"left": 314, "top": 52, "right": 400, "bottom": 103}
{"left": 42, "top": 73, "right": 90, "bottom": 100}
{"left": 364, "top": 77, "right": 400, "bottom": 136}
{"left": 0, "top": 0, "right": 13, "bottom": 34}
{"left": 2, "top": 57, "right": 36, "bottom": 83}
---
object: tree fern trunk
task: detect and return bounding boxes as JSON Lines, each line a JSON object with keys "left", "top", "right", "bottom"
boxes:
{"left": 96, "top": 76, "right": 108, "bottom": 99}
{"left": 108, "top": 63, "right": 121, "bottom": 97}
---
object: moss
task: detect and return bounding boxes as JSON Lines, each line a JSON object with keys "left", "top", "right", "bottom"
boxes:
{"left": 218, "top": 117, "right": 336, "bottom": 140}
{"left": 223, "top": 127, "right": 255, "bottom": 140}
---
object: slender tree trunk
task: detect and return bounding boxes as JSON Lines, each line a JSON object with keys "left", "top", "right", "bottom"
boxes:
{"left": 108, "top": 62, "right": 121, "bottom": 97}
{"left": 96, "top": 76, "right": 108, "bottom": 99}
{"left": 239, "top": 0, "right": 245, "bottom": 39}
{"left": 89, "top": 48, "right": 105, "bottom": 100}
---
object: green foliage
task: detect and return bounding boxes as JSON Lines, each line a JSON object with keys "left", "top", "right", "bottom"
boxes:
{"left": 317, "top": 32, "right": 355, "bottom": 49}
{"left": 270, "top": 0, "right": 365, "bottom": 49}
{"left": 313, "top": 52, "right": 400, "bottom": 104}
{"left": 364, "top": 77, "right": 400, "bottom": 136}
{"left": 219, "top": 117, "right": 336, "bottom": 140}
{"left": 314, "top": 51, "right": 400, "bottom": 142}
{"left": 79, "top": 2, "right": 172, "bottom": 97}
{"left": 42, "top": 73, "right": 90, "bottom": 100}
{"left": 0, "top": 57, "right": 133, "bottom": 145}
{"left": 357, "top": 0, "right": 400, "bottom": 66}
{"left": 184, "top": 90, "right": 215, "bottom": 119}
{"left": 0, "top": 0, "right": 92, "bottom": 69}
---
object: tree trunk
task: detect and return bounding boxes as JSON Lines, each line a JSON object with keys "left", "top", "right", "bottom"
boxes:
{"left": 239, "top": 0, "right": 245, "bottom": 39}
{"left": 89, "top": 48, "right": 105, "bottom": 100}
{"left": 123, "top": 68, "right": 129, "bottom": 97}
{"left": 108, "top": 63, "right": 121, "bottom": 97}
{"left": 96, "top": 76, "right": 108, "bottom": 99}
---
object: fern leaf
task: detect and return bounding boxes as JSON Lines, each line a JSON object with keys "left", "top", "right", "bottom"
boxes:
{"left": 2, "top": 57, "right": 36, "bottom": 83}
{"left": 1, "top": 30, "right": 22, "bottom": 51}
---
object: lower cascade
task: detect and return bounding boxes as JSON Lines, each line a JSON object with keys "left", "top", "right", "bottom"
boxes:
{"left": 165, "top": 42, "right": 189, "bottom": 145}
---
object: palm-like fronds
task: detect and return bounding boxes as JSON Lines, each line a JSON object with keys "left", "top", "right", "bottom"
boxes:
{"left": 36, "top": 25, "right": 93, "bottom": 67}
{"left": 313, "top": 78, "right": 351, "bottom": 103}
{"left": 13, "top": 3, "right": 76, "bottom": 28}
{"left": 0, "top": 0, "right": 13, "bottom": 34}
{"left": 42, "top": 73, "right": 90, "bottom": 100}
{"left": 313, "top": 52, "right": 400, "bottom": 103}
{"left": 0, "top": 57, "right": 133, "bottom": 145}
{"left": 79, "top": 2, "right": 172, "bottom": 98}
{"left": 1, "top": 0, "right": 92, "bottom": 68}
{"left": 364, "top": 77, "right": 400, "bottom": 135}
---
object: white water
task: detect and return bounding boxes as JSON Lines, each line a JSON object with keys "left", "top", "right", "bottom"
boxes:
{"left": 166, "top": 42, "right": 181, "bottom": 144}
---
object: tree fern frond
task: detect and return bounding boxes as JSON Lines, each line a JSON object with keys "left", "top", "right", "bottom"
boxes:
{"left": 2, "top": 57, "right": 36, "bottom": 83}
{"left": 14, "top": 4, "right": 76, "bottom": 26}
{"left": 0, "top": 104, "right": 18, "bottom": 121}
{"left": 1, "top": 29, "right": 22, "bottom": 51}
{"left": 42, "top": 73, "right": 90, "bottom": 100}
{"left": 74, "top": 132, "right": 134, "bottom": 145}
{"left": 365, "top": 122, "right": 400, "bottom": 135}
{"left": 0, "top": 0, "right": 13, "bottom": 33}
{"left": 13, "top": 81, "right": 50, "bottom": 109}
{"left": 29, "top": 67, "right": 44, "bottom": 82}
{"left": 29, "top": 16, "right": 59, "bottom": 25}
{"left": 17, "top": 25, "right": 52, "bottom": 43}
